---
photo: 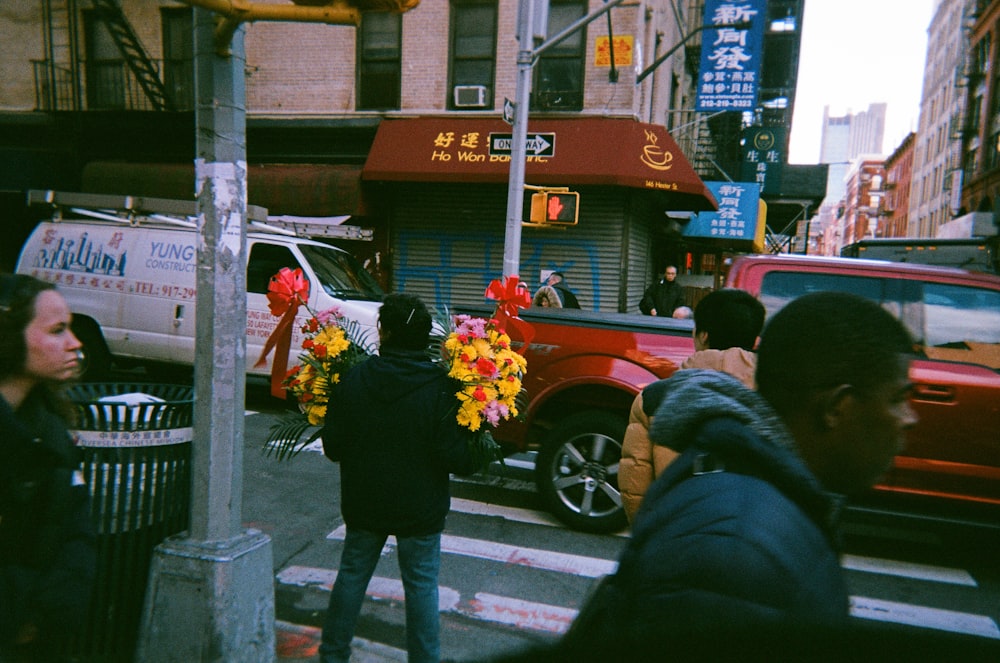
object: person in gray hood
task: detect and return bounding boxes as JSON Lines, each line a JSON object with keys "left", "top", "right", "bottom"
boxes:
{"left": 546, "top": 291, "right": 919, "bottom": 661}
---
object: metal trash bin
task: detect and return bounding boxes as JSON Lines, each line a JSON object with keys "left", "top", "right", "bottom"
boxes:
{"left": 66, "top": 383, "right": 194, "bottom": 663}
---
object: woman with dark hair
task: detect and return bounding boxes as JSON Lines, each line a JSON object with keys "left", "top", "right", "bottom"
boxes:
{"left": 0, "top": 274, "right": 95, "bottom": 662}
{"left": 319, "top": 293, "right": 475, "bottom": 663}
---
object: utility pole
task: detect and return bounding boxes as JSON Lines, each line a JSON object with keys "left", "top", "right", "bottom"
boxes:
{"left": 503, "top": 0, "right": 625, "bottom": 278}
{"left": 137, "top": 10, "right": 274, "bottom": 662}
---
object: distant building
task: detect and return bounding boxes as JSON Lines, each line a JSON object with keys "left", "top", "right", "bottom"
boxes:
{"left": 883, "top": 132, "right": 916, "bottom": 238}
{"left": 838, "top": 157, "right": 887, "bottom": 246}
{"left": 811, "top": 103, "right": 886, "bottom": 254}
{"left": 959, "top": 0, "right": 1000, "bottom": 230}
{"left": 909, "top": 0, "right": 975, "bottom": 238}
{"left": 819, "top": 103, "right": 886, "bottom": 201}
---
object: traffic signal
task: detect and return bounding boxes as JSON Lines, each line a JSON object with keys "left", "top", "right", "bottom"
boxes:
{"left": 530, "top": 190, "right": 579, "bottom": 225}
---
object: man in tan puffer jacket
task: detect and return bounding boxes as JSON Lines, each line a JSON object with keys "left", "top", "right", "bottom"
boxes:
{"left": 620, "top": 288, "right": 766, "bottom": 524}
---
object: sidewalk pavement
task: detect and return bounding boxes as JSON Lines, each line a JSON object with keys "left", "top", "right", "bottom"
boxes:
{"left": 276, "top": 620, "right": 406, "bottom": 663}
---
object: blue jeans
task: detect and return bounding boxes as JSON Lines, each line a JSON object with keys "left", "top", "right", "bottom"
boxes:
{"left": 319, "top": 527, "right": 441, "bottom": 663}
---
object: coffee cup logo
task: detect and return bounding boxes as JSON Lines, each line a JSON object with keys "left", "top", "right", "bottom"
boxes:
{"left": 641, "top": 129, "right": 674, "bottom": 171}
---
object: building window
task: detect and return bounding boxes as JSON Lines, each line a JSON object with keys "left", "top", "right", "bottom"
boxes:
{"left": 162, "top": 7, "right": 193, "bottom": 111}
{"left": 84, "top": 11, "right": 126, "bottom": 110}
{"left": 358, "top": 12, "right": 401, "bottom": 110}
{"left": 534, "top": 0, "right": 586, "bottom": 111}
{"left": 448, "top": 1, "right": 497, "bottom": 110}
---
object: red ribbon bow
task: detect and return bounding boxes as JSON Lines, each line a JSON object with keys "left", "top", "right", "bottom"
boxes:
{"left": 255, "top": 267, "right": 310, "bottom": 398}
{"left": 484, "top": 275, "right": 534, "bottom": 353}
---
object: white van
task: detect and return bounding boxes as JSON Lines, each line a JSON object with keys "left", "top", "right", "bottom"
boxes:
{"left": 15, "top": 190, "right": 383, "bottom": 381}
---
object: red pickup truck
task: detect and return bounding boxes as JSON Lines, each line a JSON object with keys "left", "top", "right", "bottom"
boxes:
{"left": 496, "top": 254, "right": 1000, "bottom": 533}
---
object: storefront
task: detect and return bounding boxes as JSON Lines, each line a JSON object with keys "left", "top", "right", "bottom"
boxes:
{"left": 361, "top": 116, "right": 716, "bottom": 313}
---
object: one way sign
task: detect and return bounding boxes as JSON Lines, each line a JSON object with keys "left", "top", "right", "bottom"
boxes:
{"left": 488, "top": 132, "right": 556, "bottom": 157}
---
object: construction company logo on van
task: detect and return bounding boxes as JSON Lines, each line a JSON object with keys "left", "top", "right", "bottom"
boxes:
{"left": 27, "top": 226, "right": 128, "bottom": 276}
{"left": 24, "top": 226, "right": 196, "bottom": 300}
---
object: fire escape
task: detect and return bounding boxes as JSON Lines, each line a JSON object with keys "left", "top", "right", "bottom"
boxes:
{"left": 37, "top": 0, "right": 174, "bottom": 111}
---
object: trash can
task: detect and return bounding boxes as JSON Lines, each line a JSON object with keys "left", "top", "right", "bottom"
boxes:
{"left": 65, "top": 383, "right": 194, "bottom": 663}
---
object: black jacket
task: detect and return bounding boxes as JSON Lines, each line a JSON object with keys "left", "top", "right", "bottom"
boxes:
{"left": 552, "top": 285, "right": 580, "bottom": 309}
{"left": 0, "top": 388, "right": 95, "bottom": 653}
{"left": 322, "top": 349, "right": 476, "bottom": 537}
{"left": 555, "top": 370, "right": 850, "bottom": 660}
{"left": 638, "top": 279, "right": 684, "bottom": 316}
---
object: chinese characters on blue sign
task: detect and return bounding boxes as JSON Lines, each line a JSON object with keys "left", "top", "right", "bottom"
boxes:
{"left": 695, "top": 0, "right": 765, "bottom": 111}
{"left": 740, "top": 126, "right": 786, "bottom": 195}
{"left": 683, "top": 181, "right": 761, "bottom": 242}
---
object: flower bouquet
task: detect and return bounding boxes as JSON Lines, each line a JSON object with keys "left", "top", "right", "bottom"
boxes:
{"left": 442, "top": 312, "right": 528, "bottom": 471}
{"left": 260, "top": 268, "right": 373, "bottom": 459}
{"left": 437, "top": 275, "right": 532, "bottom": 471}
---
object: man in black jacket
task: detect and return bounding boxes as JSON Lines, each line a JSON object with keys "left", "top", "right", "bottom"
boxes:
{"left": 320, "top": 293, "right": 475, "bottom": 663}
{"left": 639, "top": 265, "right": 684, "bottom": 316}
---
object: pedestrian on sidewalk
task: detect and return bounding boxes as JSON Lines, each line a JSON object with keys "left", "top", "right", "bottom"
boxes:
{"left": 0, "top": 274, "right": 95, "bottom": 663}
{"left": 319, "top": 293, "right": 476, "bottom": 663}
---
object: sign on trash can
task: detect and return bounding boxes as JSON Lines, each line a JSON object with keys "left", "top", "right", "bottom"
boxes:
{"left": 66, "top": 383, "right": 194, "bottom": 663}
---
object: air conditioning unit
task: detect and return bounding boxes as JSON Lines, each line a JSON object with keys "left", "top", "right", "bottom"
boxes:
{"left": 453, "top": 85, "right": 488, "bottom": 108}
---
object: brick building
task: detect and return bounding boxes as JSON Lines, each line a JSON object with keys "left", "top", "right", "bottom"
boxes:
{"left": 883, "top": 131, "right": 916, "bottom": 238}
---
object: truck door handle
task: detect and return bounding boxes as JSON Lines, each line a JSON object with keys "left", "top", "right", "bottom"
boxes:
{"left": 911, "top": 383, "right": 956, "bottom": 403}
{"left": 174, "top": 305, "right": 185, "bottom": 328}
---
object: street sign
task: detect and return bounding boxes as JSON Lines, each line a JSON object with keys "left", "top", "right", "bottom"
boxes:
{"left": 489, "top": 132, "right": 556, "bottom": 157}
{"left": 503, "top": 98, "right": 515, "bottom": 125}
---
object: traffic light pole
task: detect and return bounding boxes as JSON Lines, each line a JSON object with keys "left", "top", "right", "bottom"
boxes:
{"left": 503, "top": 0, "right": 625, "bottom": 278}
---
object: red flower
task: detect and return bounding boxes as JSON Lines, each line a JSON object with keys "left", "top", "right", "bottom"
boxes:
{"left": 475, "top": 357, "right": 497, "bottom": 376}
{"left": 473, "top": 386, "right": 487, "bottom": 402}
{"left": 314, "top": 344, "right": 328, "bottom": 358}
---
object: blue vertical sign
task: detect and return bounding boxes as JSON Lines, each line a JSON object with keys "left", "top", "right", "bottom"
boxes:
{"left": 683, "top": 181, "right": 761, "bottom": 242}
{"left": 695, "top": 0, "right": 765, "bottom": 111}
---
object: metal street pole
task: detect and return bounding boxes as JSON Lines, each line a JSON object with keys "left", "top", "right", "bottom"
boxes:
{"left": 503, "top": 0, "right": 627, "bottom": 278}
{"left": 136, "top": 9, "right": 274, "bottom": 662}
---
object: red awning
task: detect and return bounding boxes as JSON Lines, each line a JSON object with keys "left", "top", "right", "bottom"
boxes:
{"left": 362, "top": 117, "right": 717, "bottom": 211}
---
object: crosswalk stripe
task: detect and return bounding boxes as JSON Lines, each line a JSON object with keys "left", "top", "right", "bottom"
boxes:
{"left": 850, "top": 596, "right": 1000, "bottom": 639}
{"left": 277, "top": 565, "right": 577, "bottom": 634}
{"left": 842, "top": 554, "right": 977, "bottom": 586}
{"left": 449, "top": 497, "right": 627, "bottom": 537}
{"left": 326, "top": 525, "right": 618, "bottom": 578}
{"left": 450, "top": 497, "right": 566, "bottom": 528}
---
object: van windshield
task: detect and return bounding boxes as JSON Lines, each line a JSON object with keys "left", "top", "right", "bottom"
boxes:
{"left": 300, "top": 244, "right": 384, "bottom": 301}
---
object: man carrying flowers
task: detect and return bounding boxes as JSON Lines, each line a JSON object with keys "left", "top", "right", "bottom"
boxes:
{"left": 318, "top": 293, "right": 476, "bottom": 663}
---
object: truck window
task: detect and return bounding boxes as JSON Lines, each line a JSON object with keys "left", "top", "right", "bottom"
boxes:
{"left": 923, "top": 283, "right": 1000, "bottom": 347}
{"left": 299, "top": 244, "right": 384, "bottom": 301}
{"left": 247, "top": 243, "right": 303, "bottom": 294}
{"left": 758, "top": 272, "right": 885, "bottom": 316}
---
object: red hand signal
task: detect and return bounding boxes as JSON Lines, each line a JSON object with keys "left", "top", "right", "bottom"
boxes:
{"left": 547, "top": 195, "right": 564, "bottom": 220}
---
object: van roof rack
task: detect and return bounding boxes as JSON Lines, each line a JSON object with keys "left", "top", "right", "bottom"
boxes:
{"left": 27, "top": 189, "right": 372, "bottom": 240}
{"left": 254, "top": 215, "right": 373, "bottom": 241}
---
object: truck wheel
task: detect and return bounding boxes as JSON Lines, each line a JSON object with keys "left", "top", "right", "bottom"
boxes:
{"left": 72, "top": 320, "right": 112, "bottom": 382}
{"left": 536, "top": 412, "right": 628, "bottom": 534}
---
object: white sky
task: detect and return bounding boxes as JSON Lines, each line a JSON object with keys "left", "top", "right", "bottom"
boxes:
{"left": 788, "top": 0, "right": 936, "bottom": 164}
